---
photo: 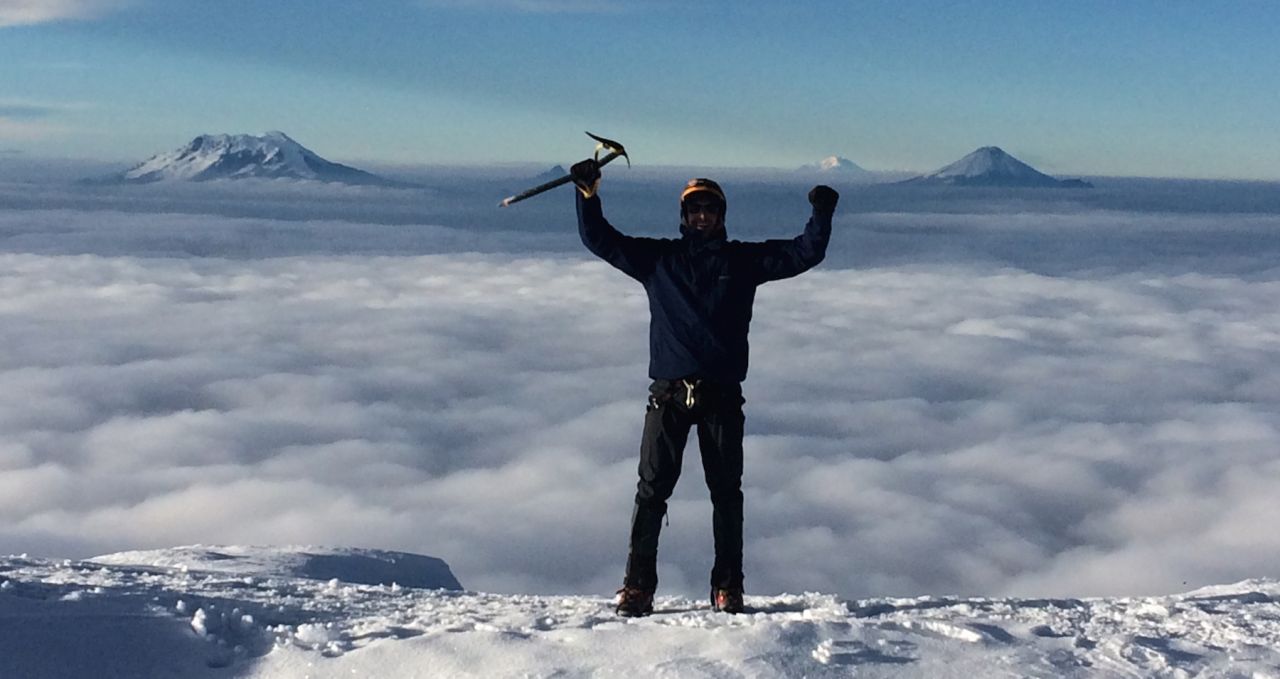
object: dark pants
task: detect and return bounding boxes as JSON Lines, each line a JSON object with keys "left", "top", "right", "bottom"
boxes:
{"left": 625, "top": 378, "right": 745, "bottom": 591}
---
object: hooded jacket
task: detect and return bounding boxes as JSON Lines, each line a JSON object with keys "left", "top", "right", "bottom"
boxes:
{"left": 577, "top": 192, "right": 832, "bottom": 384}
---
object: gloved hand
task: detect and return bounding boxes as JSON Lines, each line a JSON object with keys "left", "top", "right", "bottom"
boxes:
{"left": 570, "top": 158, "right": 601, "bottom": 199}
{"left": 809, "top": 185, "right": 839, "bottom": 213}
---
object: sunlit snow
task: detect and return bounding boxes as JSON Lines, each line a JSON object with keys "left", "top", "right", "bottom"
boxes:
{"left": 3, "top": 549, "right": 1279, "bottom": 677}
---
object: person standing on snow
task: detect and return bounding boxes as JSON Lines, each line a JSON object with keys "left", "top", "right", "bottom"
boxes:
{"left": 570, "top": 158, "right": 838, "bottom": 616}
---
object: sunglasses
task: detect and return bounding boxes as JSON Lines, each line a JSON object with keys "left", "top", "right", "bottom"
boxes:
{"left": 685, "top": 201, "right": 722, "bottom": 215}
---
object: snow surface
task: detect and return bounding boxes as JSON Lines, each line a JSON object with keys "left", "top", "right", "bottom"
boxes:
{"left": 4, "top": 547, "right": 1280, "bottom": 678}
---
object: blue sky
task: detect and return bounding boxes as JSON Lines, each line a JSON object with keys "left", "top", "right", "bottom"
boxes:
{"left": 1, "top": 0, "right": 1277, "bottom": 179}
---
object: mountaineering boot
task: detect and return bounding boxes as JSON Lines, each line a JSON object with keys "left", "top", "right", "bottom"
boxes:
{"left": 616, "top": 586, "right": 655, "bottom": 617}
{"left": 711, "top": 587, "right": 744, "bottom": 614}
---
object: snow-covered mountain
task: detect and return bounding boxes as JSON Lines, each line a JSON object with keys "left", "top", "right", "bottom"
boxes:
{"left": 4, "top": 546, "right": 1280, "bottom": 677}
{"left": 110, "top": 132, "right": 410, "bottom": 187}
{"left": 903, "top": 147, "right": 1092, "bottom": 188}
{"left": 800, "top": 155, "right": 870, "bottom": 175}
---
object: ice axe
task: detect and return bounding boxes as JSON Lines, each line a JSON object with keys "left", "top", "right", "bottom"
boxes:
{"left": 499, "top": 131, "right": 629, "bottom": 207}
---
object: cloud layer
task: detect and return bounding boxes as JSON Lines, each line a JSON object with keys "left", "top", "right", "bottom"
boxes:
{"left": 0, "top": 0, "right": 130, "bottom": 27}
{"left": 2, "top": 178, "right": 1280, "bottom": 600}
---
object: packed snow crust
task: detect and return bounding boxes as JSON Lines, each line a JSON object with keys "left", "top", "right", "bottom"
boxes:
{"left": 4, "top": 547, "right": 1280, "bottom": 678}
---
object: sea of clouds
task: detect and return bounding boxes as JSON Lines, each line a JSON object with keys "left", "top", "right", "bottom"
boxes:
{"left": 2, "top": 169, "right": 1279, "bottom": 600}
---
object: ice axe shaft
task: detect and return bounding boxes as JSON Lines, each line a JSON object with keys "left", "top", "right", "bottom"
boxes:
{"left": 499, "top": 132, "right": 628, "bottom": 207}
{"left": 498, "top": 150, "right": 624, "bottom": 207}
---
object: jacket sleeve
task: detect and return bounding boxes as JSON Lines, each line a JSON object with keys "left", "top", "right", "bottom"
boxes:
{"left": 749, "top": 206, "right": 833, "bottom": 283}
{"left": 577, "top": 192, "right": 662, "bottom": 282}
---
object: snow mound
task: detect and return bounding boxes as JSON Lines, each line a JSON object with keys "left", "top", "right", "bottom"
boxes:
{"left": 89, "top": 545, "right": 462, "bottom": 591}
{"left": 109, "top": 132, "right": 411, "bottom": 187}
{"left": 1181, "top": 578, "right": 1280, "bottom": 600}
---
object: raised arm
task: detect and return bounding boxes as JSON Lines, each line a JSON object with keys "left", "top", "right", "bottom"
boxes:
{"left": 573, "top": 159, "right": 662, "bottom": 282}
{"left": 751, "top": 185, "right": 838, "bottom": 283}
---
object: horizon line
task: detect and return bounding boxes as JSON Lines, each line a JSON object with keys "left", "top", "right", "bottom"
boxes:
{"left": 4, "top": 152, "right": 1278, "bottom": 185}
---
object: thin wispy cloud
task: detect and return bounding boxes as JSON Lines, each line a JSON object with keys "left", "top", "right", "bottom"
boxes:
{"left": 416, "top": 0, "right": 637, "bottom": 13}
{"left": 0, "top": 96, "right": 92, "bottom": 120}
{"left": 0, "top": 117, "right": 64, "bottom": 141}
{"left": 0, "top": 0, "right": 132, "bottom": 27}
{"left": 0, "top": 99, "right": 92, "bottom": 129}
{"left": 0, "top": 103, "right": 61, "bottom": 120}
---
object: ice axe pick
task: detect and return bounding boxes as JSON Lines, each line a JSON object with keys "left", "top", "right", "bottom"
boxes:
{"left": 499, "top": 131, "right": 629, "bottom": 207}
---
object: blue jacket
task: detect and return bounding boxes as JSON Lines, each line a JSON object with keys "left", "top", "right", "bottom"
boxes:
{"left": 577, "top": 193, "right": 832, "bottom": 384}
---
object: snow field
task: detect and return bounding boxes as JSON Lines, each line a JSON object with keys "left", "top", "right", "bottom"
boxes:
{"left": 5, "top": 551, "right": 1280, "bottom": 677}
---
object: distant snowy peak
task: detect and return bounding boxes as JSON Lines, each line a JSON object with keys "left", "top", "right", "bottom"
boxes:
{"left": 800, "top": 155, "right": 869, "bottom": 174}
{"left": 934, "top": 146, "right": 1039, "bottom": 179}
{"left": 89, "top": 545, "right": 463, "bottom": 590}
{"left": 116, "top": 132, "right": 408, "bottom": 187}
{"left": 906, "top": 146, "right": 1092, "bottom": 188}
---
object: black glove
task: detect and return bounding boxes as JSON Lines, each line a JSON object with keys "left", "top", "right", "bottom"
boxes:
{"left": 570, "top": 158, "right": 601, "bottom": 198}
{"left": 809, "top": 185, "right": 839, "bottom": 212}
